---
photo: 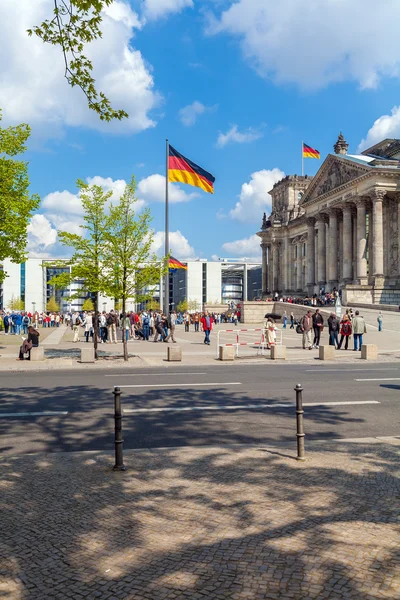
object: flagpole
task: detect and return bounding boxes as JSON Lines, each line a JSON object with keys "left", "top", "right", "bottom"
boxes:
{"left": 301, "top": 140, "right": 304, "bottom": 177}
{"left": 164, "top": 139, "right": 170, "bottom": 315}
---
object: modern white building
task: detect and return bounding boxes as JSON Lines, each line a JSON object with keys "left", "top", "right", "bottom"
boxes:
{"left": 0, "top": 257, "right": 261, "bottom": 313}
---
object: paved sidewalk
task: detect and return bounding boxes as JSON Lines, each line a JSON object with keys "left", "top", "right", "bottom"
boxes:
{"left": 1, "top": 440, "right": 399, "bottom": 599}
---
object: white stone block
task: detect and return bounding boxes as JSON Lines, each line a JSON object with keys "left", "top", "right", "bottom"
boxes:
{"left": 319, "top": 345, "right": 335, "bottom": 360}
{"left": 80, "top": 347, "right": 95, "bottom": 363}
{"left": 270, "top": 345, "right": 286, "bottom": 360}
{"left": 168, "top": 346, "right": 182, "bottom": 361}
{"left": 361, "top": 344, "right": 378, "bottom": 360}
{"left": 219, "top": 345, "right": 235, "bottom": 361}
{"left": 30, "top": 346, "right": 44, "bottom": 361}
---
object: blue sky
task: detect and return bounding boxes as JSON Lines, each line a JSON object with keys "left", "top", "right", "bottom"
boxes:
{"left": 2, "top": 0, "right": 400, "bottom": 260}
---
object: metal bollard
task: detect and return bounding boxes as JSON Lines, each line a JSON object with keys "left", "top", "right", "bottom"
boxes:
{"left": 294, "top": 383, "right": 306, "bottom": 461}
{"left": 113, "top": 386, "right": 126, "bottom": 471}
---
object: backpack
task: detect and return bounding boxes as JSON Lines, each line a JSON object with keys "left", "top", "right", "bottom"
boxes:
{"left": 107, "top": 315, "right": 114, "bottom": 326}
{"left": 23, "top": 316, "right": 29, "bottom": 325}
{"left": 342, "top": 322, "right": 351, "bottom": 335}
{"left": 143, "top": 316, "right": 150, "bottom": 326}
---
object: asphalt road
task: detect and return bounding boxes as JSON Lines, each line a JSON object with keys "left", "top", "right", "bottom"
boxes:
{"left": 0, "top": 363, "right": 399, "bottom": 456}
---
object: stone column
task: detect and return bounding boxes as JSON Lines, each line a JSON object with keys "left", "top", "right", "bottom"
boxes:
{"left": 370, "top": 189, "right": 386, "bottom": 278}
{"left": 355, "top": 198, "right": 367, "bottom": 283}
{"left": 272, "top": 242, "right": 278, "bottom": 292}
{"left": 306, "top": 218, "right": 316, "bottom": 294}
{"left": 342, "top": 205, "right": 353, "bottom": 281}
{"left": 316, "top": 216, "right": 327, "bottom": 286}
{"left": 282, "top": 234, "right": 289, "bottom": 293}
{"left": 327, "top": 209, "right": 338, "bottom": 288}
{"left": 261, "top": 243, "right": 268, "bottom": 296}
{"left": 267, "top": 245, "right": 272, "bottom": 293}
{"left": 296, "top": 241, "right": 302, "bottom": 290}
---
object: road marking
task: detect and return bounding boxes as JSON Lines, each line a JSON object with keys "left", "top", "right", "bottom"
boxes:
{"left": 123, "top": 400, "right": 379, "bottom": 414}
{"left": 0, "top": 411, "right": 69, "bottom": 418}
{"left": 355, "top": 377, "right": 400, "bottom": 382}
{"left": 104, "top": 372, "right": 208, "bottom": 377}
{"left": 305, "top": 368, "right": 398, "bottom": 372}
{"left": 118, "top": 382, "right": 241, "bottom": 388}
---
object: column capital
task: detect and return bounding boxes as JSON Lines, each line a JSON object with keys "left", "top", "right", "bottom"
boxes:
{"left": 341, "top": 203, "right": 353, "bottom": 215}
{"left": 368, "top": 188, "right": 387, "bottom": 203}
{"left": 326, "top": 207, "right": 339, "bottom": 218}
{"left": 354, "top": 196, "right": 366, "bottom": 208}
{"left": 305, "top": 216, "right": 316, "bottom": 226}
{"left": 315, "top": 214, "right": 328, "bottom": 225}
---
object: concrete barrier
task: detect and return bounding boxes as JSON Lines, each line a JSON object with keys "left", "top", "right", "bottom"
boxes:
{"left": 167, "top": 346, "right": 182, "bottom": 362}
{"left": 219, "top": 345, "right": 235, "bottom": 361}
{"left": 319, "top": 345, "right": 335, "bottom": 360}
{"left": 361, "top": 344, "right": 378, "bottom": 360}
{"left": 270, "top": 345, "right": 286, "bottom": 360}
{"left": 30, "top": 347, "right": 44, "bottom": 361}
{"left": 80, "top": 347, "right": 95, "bottom": 363}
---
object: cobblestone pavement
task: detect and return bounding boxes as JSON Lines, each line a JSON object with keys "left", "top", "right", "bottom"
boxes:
{"left": 1, "top": 442, "right": 399, "bottom": 600}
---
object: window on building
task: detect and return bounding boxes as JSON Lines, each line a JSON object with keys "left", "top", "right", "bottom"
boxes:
{"left": 20, "top": 262, "right": 26, "bottom": 304}
{"left": 202, "top": 263, "right": 207, "bottom": 306}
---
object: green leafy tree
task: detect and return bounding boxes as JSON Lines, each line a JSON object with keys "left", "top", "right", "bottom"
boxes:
{"left": 46, "top": 296, "right": 60, "bottom": 312}
{"left": 146, "top": 299, "right": 160, "bottom": 311}
{"left": 9, "top": 294, "right": 25, "bottom": 311}
{"left": 48, "top": 180, "right": 111, "bottom": 358}
{"left": 82, "top": 297, "right": 95, "bottom": 311}
{"left": 0, "top": 112, "right": 40, "bottom": 283}
{"left": 188, "top": 299, "right": 199, "bottom": 312}
{"left": 176, "top": 299, "right": 188, "bottom": 314}
{"left": 102, "top": 178, "right": 167, "bottom": 361}
{"left": 29, "top": 1, "right": 127, "bottom": 122}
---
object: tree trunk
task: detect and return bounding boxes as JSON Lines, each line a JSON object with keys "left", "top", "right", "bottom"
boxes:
{"left": 93, "top": 294, "right": 99, "bottom": 360}
{"left": 122, "top": 298, "right": 128, "bottom": 361}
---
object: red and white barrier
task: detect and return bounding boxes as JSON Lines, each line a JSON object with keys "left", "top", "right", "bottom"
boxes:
{"left": 216, "top": 327, "right": 282, "bottom": 358}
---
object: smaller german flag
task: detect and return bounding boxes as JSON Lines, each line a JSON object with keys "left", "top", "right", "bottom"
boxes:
{"left": 168, "top": 145, "right": 215, "bottom": 194}
{"left": 169, "top": 257, "right": 188, "bottom": 270}
{"left": 303, "top": 143, "right": 320, "bottom": 159}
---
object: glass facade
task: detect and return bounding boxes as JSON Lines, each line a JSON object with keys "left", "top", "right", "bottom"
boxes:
{"left": 20, "top": 262, "right": 26, "bottom": 306}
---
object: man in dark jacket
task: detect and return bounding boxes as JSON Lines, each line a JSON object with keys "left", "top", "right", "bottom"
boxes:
{"left": 312, "top": 309, "right": 324, "bottom": 349}
{"left": 327, "top": 312, "right": 339, "bottom": 348}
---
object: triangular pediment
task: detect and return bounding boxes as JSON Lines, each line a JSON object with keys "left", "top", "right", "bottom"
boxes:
{"left": 300, "top": 154, "right": 371, "bottom": 204}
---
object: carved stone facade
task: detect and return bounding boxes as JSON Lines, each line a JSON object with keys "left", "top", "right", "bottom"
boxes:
{"left": 257, "top": 134, "right": 400, "bottom": 305}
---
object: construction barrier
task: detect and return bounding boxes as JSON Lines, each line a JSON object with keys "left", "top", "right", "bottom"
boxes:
{"left": 216, "top": 327, "right": 282, "bottom": 358}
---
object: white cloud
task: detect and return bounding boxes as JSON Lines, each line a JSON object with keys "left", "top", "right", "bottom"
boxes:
{"left": 27, "top": 214, "right": 58, "bottom": 256}
{"left": 137, "top": 174, "right": 199, "bottom": 203}
{"left": 358, "top": 106, "right": 400, "bottom": 151}
{"left": 229, "top": 168, "right": 285, "bottom": 223}
{"left": 217, "top": 124, "right": 263, "bottom": 147}
{"left": 179, "top": 101, "right": 216, "bottom": 126}
{"left": 151, "top": 231, "right": 197, "bottom": 259}
{"left": 0, "top": 0, "right": 160, "bottom": 136}
{"left": 222, "top": 234, "right": 261, "bottom": 260}
{"left": 143, "top": 0, "right": 193, "bottom": 20}
{"left": 208, "top": 0, "right": 400, "bottom": 90}
{"left": 42, "top": 191, "right": 85, "bottom": 216}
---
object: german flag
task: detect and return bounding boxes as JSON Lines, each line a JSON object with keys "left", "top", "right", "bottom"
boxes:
{"left": 169, "top": 257, "right": 188, "bottom": 270}
{"left": 303, "top": 143, "right": 320, "bottom": 159}
{"left": 168, "top": 145, "right": 215, "bottom": 194}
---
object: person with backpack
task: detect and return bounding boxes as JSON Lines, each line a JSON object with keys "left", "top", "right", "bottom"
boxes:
{"left": 338, "top": 314, "right": 352, "bottom": 350}
{"left": 142, "top": 312, "right": 150, "bottom": 340}
{"left": 22, "top": 313, "right": 30, "bottom": 335}
{"left": 107, "top": 310, "right": 118, "bottom": 344}
{"left": 327, "top": 312, "right": 339, "bottom": 348}
{"left": 153, "top": 312, "right": 166, "bottom": 342}
{"left": 166, "top": 311, "right": 177, "bottom": 343}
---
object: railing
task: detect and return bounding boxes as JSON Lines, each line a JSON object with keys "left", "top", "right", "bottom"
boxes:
{"left": 216, "top": 327, "right": 282, "bottom": 358}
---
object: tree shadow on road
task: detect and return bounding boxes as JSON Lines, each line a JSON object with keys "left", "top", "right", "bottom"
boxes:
{"left": 0, "top": 436, "right": 399, "bottom": 600}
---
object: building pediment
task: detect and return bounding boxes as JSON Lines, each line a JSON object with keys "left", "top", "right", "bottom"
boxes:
{"left": 300, "top": 155, "right": 370, "bottom": 205}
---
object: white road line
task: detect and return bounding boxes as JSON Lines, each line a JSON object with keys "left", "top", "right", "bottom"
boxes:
{"left": 123, "top": 400, "right": 379, "bottom": 414}
{"left": 0, "top": 411, "right": 69, "bottom": 418}
{"left": 118, "top": 382, "right": 241, "bottom": 388}
{"left": 306, "top": 368, "right": 398, "bottom": 372}
{"left": 355, "top": 377, "right": 400, "bottom": 382}
{"left": 104, "top": 373, "right": 207, "bottom": 377}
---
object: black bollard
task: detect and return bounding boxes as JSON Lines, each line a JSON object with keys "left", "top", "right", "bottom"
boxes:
{"left": 113, "top": 386, "right": 126, "bottom": 471}
{"left": 294, "top": 383, "right": 305, "bottom": 461}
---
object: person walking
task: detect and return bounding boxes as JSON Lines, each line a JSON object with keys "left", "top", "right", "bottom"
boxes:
{"left": 142, "top": 312, "right": 150, "bottom": 340}
{"left": 300, "top": 310, "right": 313, "bottom": 350}
{"left": 265, "top": 317, "right": 276, "bottom": 349}
{"left": 83, "top": 312, "right": 93, "bottom": 343}
{"left": 312, "top": 309, "right": 324, "bottom": 348}
{"left": 166, "top": 310, "right": 177, "bottom": 343}
{"left": 107, "top": 310, "right": 118, "bottom": 344}
{"left": 338, "top": 314, "right": 352, "bottom": 350}
{"left": 194, "top": 313, "right": 199, "bottom": 332}
{"left": 377, "top": 311, "right": 383, "bottom": 332}
{"left": 153, "top": 312, "right": 166, "bottom": 342}
{"left": 352, "top": 310, "right": 367, "bottom": 351}
{"left": 290, "top": 312, "right": 295, "bottom": 329}
{"left": 282, "top": 311, "right": 287, "bottom": 329}
{"left": 184, "top": 312, "right": 190, "bottom": 332}
{"left": 328, "top": 312, "right": 339, "bottom": 348}
{"left": 72, "top": 312, "right": 82, "bottom": 342}
{"left": 201, "top": 312, "right": 213, "bottom": 345}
